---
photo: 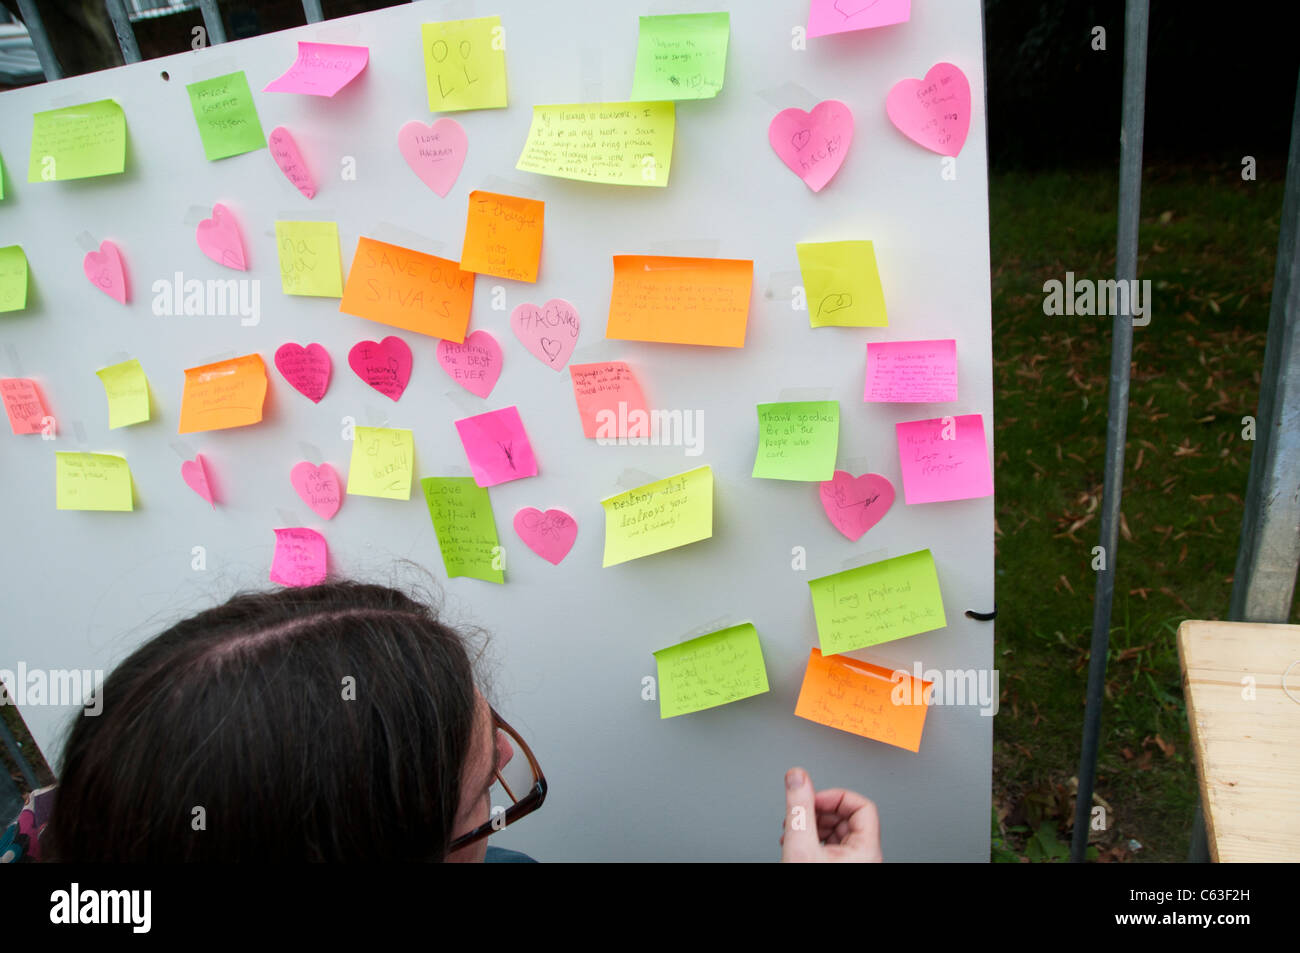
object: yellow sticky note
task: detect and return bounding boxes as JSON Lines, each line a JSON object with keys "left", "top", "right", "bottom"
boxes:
{"left": 422, "top": 17, "right": 507, "bottom": 112}
{"left": 796, "top": 240, "right": 887, "bottom": 327}
{"left": 0, "top": 245, "right": 27, "bottom": 312}
{"left": 601, "top": 465, "right": 713, "bottom": 567}
{"left": 56, "top": 452, "right": 133, "bottom": 511}
{"left": 516, "top": 102, "right": 675, "bottom": 187}
{"left": 276, "top": 221, "right": 343, "bottom": 297}
{"left": 808, "top": 549, "right": 946, "bottom": 654}
{"left": 654, "top": 622, "right": 769, "bottom": 718}
{"left": 348, "top": 427, "right": 414, "bottom": 500}
{"left": 96, "top": 359, "right": 150, "bottom": 429}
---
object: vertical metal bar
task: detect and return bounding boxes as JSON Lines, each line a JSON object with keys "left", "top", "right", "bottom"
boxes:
{"left": 0, "top": 713, "right": 39, "bottom": 791}
{"left": 302, "top": 0, "right": 324, "bottom": 23}
{"left": 198, "top": 0, "right": 227, "bottom": 45}
{"left": 103, "top": 0, "right": 142, "bottom": 64}
{"left": 15, "top": 0, "right": 63, "bottom": 80}
{"left": 1070, "top": 0, "right": 1149, "bottom": 863}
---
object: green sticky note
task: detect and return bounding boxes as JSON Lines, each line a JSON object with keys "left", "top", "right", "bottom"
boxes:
{"left": 422, "top": 16, "right": 508, "bottom": 112}
{"left": 796, "top": 240, "right": 888, "bottom": 327}
{"left": 275, "top": 221, "right": 343, "bottom": 296}
{"left": 0, "top": 246, "right": 28, "bottom": 312}
{"left": 631, "top": 12, "right": 730, "bottom": 101}
{"left": 654, "top": 622, "right": 769, "bottom": 718}
{"left": 516, "top": 102, "right": 675, "bottom": 187}
{"left": 421, "top": 477, "right": 504, "bottom": 584}
{"left": 96, "top": 359, "right": 150, "bottom": 429}
{"left": 601, "top": 465, "right": 713, "bottom": 567}
{"left": 56, "top": 452, "right": 133, "bottom": 511}
{"left": 27, "top": 100, "right": 125, "bottom": 182}
{"left": 186, "top": 72, "right": 267, "bottom": 160}
{"left": 808, "top": 549, "right": 947, "bottom": 655}
{"left": 1, "top": 150, "right": 6, "bottom": 199}
{"left": 347, "top": 427, "right": 414, "bottom": 500}
{"left": 752, "top": 401, "right": 839, "bottom": 481}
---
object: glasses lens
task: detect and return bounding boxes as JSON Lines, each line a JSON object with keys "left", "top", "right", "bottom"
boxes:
{"left": 492, "top": 727, "right": 536, "bottom": 805}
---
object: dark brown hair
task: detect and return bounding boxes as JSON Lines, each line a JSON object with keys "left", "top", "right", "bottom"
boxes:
{"left": 45, "top": 581, "right": 481, "bottom": 862}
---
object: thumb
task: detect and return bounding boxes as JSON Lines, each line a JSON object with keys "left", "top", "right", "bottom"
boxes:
{"left": 781, "top": 767, "right": 820, "bottom": 862}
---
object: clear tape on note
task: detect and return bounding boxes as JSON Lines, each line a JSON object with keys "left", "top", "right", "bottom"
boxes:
{"left": 75, "top": 231, "right": 99, "bottom": 253}
{"left": 647, "top": 239, "right": 721, "bottom": 259}
{"left": 443, "top": 389, "right": 483, "bottom": 418}
{"left": 103, "top": 350, "right": 130, "bottom": 369}
{"left": 676, "top": 615, "right": 739, "bottom": 643}
{"left": 436, "top": 0, "right": 477, "bottom": 22}
{"left": 316, "top": 21, "right": 363, "bottom": 42}
{"left": 183, "top": 204, "right": 216, "bottom": 225}
{"left": 198, "top": 351, "right": 238, "bottom": 367}
{"left": 477, "top": 175, "right": 541, "bottom": 201}
{"left": 756, "top": 82, "right": 818, "bottom": 112}
{"left": 276, "top": 507, "right": 300, "bottom": 528}
{"left": 778, "top": 387, "right": 833, "bottom": 402}
{"left": 841, "top": 547, "right": 888, "bottom": 571}
{"left": 298, "top": 442, "right": 323, "bottom": 465}
{"left": 615, "top": 468, "right": 657, "bottom": 491}
{"left": 190, "top": 58, "right": 239, "bottom": 83}
{"left": 568, "top": 343, "right": 618, "bottom": 367}
{"left": 266, "top": 212, "right": 337, "bottom": 238}
{"left": 764, "top": 270, "right": 803, "bottom": 304}
{"left": 840, "top": 456, "right": 873, "bottom": 475}
{"left": 580, "top": 47, "right": 603, "bottom": 102}
{"left": 362, "top": 405, "right": 392, "bottom": 428}
{"left": 367, "top": 223, "right": 446, "bottom": 257}
{"left": 71, "top": 420, "right": 87, "bottom": 445}
{"left": 169, "top": 439, "right": 195, "bottom": 460}
{"left": 6, "top": 343, "right": 23, "bottom": 377}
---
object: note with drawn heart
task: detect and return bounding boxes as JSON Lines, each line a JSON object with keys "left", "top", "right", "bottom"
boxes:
{"left": 181, "top": 453, "right": 215, "bottom": 507}
{"left": 886, "top": 62, "right": 971, "bottom": 157}
{"left": 437, "top": 330, "right": 502, "bottom": 398}
{"left": 818, "top": 471, "right": 894, "bottom": 541}
{"left": 768, "top": 100, "right": 853, "bottom": 192}
{"left": 511, "top": 298, "right": 580, "bottom": 370}
{"left": 513, "top": 507, "right": 577, "bottom": 565}
{"left": 269, "top": 127, "right": 316, "bottom": 198}
{"left": 196, "top": 203, "right": 247, "bottom": 271}
{"left": 290, "top": 462, "right": 342, "bottom": 520}
{"left": 274, "top": 342, "right": 331, "bottom": 403}
{"left": 348, "top": 337, "right": 412, "bottom": 401}
{"left": 83, "top": 240, "right": 128, "bottom": 303}
{"left": 808, "top": 0, "right": 911, "bottom": 38}
{"left": 398, "top": 118, "right": 467, "bottom": 197}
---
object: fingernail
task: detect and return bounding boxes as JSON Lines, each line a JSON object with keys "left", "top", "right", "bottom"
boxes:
{"left": 786, "top": 768, "right": 804, "bottom": 790}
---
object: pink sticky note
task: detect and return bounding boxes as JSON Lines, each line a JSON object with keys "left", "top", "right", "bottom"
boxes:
{"left": 569, "top": 362, "right": 649, "bottom": 439}
{"left": 83, "top": 240, "right": 128, "bottom": 304}
{"left": 865, "top": 339, "right": 958, "bottom": 403}
{"left": 196, "top": 203, "right": 247, "bottom": 271}
{"left": 454, "top": 406, "right": 538, "bottom": 487}
{"left": 769, "top": 100, "right": 853, "bottom": 192}
{"left": 437, "top": 329, "right": 502, "bottom": 398}
{"left": 808, "top": 0, "right": 911, "bottom": 38}
{"left": 511, "top": 298, "right": 580, "bottom": 370}
{"left": 264, "top": 41, "right": 369, "bottom": 97}
{"left": 398, "top": 119, "right": 468, "bottom": 198}
{"left": 514, "top": 507, "right": 577, "bottom": 565}
{"left": 895, "top": 413, "right": 993, "bottom": 504}
{"left": 886, "top": 62, "right": 971, "bottom": 157}
{"left": 1, "top": 378, "right": 50, "bottom": 435}
{"left": 270, "top": 527, "right": 328, "bottom": 587}
{"left": 819, "top": 471, "right": 895, "bottom": 541}
{"left": 348, "top": 336, "right": 412, "bottom": 401}
{"left": 268, "top": 127, "right": 316, "bottom": 199}
{"left": 274, "top": 342, "right": 331, "bottom": 403}
{"left": 290, "top": 462, "right": 342, "bottom": 520}
{"left": 181, "top": 453, "right": 215, "bottom": 507}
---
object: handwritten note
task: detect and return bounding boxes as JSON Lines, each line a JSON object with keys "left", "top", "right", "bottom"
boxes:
{"left": 654, "top": 622, "right": 769, "bottom": 718}
{"left": 631, "top": 13, "right": 729, "bottom": 101}
{"left": 422, "top": 16, "right": 507, "bottom": 112}
{"left": 808, "top": 0, "right": 911, "bottom": 38}
{"left": 95, "top": 359, "right": 150, "bottom": 429}
{"left": 340, "top": 237, "right": 474, "bottom": 340}
{"left": 268, "top": 127, "right": 316, "bottom": 198}
{"left": 895, "top": 413, "right": 994, "bottom": 503}
{"left": 796, "top": 241, "right": 887, "bottom": 327}
{"left": 177, "top": 354, "right": 267, "bottom": 434}
{"left": 601, "top": 465, "right": 713, "bottom": 567}
{"left": 752, "top": 402, "right": 839, "bottom": 482}
{"left": 808, "top": 549, "right": 946, "bottom": 655}
{"left": 0, "top": 245, "right": 28, "bottom": 312}
{"left": 55, "top": 452, "right": 133, "bottom": 511}
{"left": 569, "top": 362, "right": 649, "bottom": 439}
{"left": 607, "top": 256, "right": 752, "bottom": 347}
{"left": 347, "top": 427, "right": 414, "bottom": 500}
{"left": 264, "top": 41, "right": 368, "bottom": 96}
{"left": 276, "top": 221, "right": 343, "bottom": 297}
{"left": 186, "top": 72, "right": 266, "bottom": 161}
{"left": 454, "top": 406, "right": 538, "bottom": 487}
{"left": 794, "top": 649, "right": 931, "bottom": 753}
{"left": 459, "top": 191, "right": 543, "bottom": 283}
{"left": 516, "top": 102, "right": 675, "bottom": 187}
{"left": 420, "top": 476, "right": 504, "bottom": 583}
{"left": 865, "top": 340, "right": 957, "bottom": 402}
{"left": 1, "top": 378, "right": 48, "bottom": 434}
{"left": 27, "top": 100, "right": 125, "bottom": 182}
{"left": 269, "top": 528, "right": 328, "bottom": 587}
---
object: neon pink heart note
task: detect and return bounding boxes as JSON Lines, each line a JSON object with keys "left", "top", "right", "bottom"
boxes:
{"left": 290, "top": 462, "right": 342, "bottom": 519}
{"left": 270, "top": 527, "right": 328, "bottom": 587}
{"left": 196, "top": 203, "right": 247, "bottom": 271}
{"left": 818, "top": 471, "right": 894, "bottom": 541}
{"left": 348, "top": 337, "right": 412, "bottom": 401}
{"left": 808, "top": 0, "right": 910, "bottom": 37}
{"left": 398, "top": 119, "right": 467, "bottom": 198}
{"left": 275, "top": 342, "right": 331, "bottom": 403}
{"left": 437, "top": 330, "right": 502, "bottom": 398}
{"left": 511, "top": 299, "right": 580, "bottom": 370}
{"left": 269, "top": 126, "right": 316, "bottom": 199}
{"left": 886, "top": 62, "right": 971, "bottom": 157}
{"left": 181, "top": 453, "right": 215, "bottom": 507}
{"left": 769, "top": 100, "right": 853, "bottom": 192}
{"left": 83, "top": 240, "right": 128, "bottom": 304}
{"left": 513, "top": 507, "right": 577, "bottom": 565}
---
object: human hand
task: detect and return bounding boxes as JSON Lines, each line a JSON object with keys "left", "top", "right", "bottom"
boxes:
{"left": 780, "top": 766, "right": 883, "bottom": 862}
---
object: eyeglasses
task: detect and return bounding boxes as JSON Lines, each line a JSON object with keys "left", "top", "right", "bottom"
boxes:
{"left": 447, "top": 708, "right": 546, "bottom": 854}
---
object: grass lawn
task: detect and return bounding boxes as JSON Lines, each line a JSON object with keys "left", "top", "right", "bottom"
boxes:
{"left": 989, "top": 160, "right": 1299, "bottom": 862}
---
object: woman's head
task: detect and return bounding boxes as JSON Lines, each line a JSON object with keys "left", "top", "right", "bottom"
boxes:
{"left": 46, "top": 581, "right": 491, "bottom": 862}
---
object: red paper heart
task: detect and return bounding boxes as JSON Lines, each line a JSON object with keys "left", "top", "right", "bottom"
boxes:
{"left": 275, "top": 342, "right": 331, "bottom": 403}
{"left": 348, "top": 337, "right": 412, "bottom": 401}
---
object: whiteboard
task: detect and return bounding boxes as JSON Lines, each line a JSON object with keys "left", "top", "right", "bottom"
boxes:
{"left": 0, "top": 0, "right": 993, "bottom": 861}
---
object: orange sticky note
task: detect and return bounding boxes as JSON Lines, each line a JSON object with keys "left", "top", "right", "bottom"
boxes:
{"left": 606, "top": 255, "right": 752, "bottom": 347}
{"left": 339, "top": 236, "right": 475, "bottom": 342}
{"left": 178, "top": 353, "right": 268, "bottom": 434}
{"left": 794, "top": 648, "right": 932, "bottom": 752}
{"left": 459, "top": 191, "right": 543, "bottom": 283}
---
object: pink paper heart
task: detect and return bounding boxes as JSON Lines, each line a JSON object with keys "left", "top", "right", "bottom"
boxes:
{"left": 769, "top": 100, "right": 853, "bottom": 192}
{"left": 275, "top": 342, "right": 331, "bottom": 403}
{"left": 398, "top": 118, "right": 467, "bottom": 198}
{"left": 196, "top": 203, "right": 247, "bottom": 271}
{"left": 269, "top": 126, "right": 317, "bottom": 199}
{"left": 436, "top": 330, "right": 502, "bottom": 398}
{"left": 510, "top": 299, "right": 580, "bottom": 370}
{"left": 83, "top": 240, "right": 128, "bottom": 304}
{"left": 290, "top": 462, "right": 342, "bottom": 519}
{"left": 513, "top": 507, "right": 577, "bottom": 565}
{"left": 181, "top": 453, "right": 215, "bottom": 507}
{"left": 885, "top": 62, "right": 971, "bottom": 157}
{"left": 348, "top": 336, "right": 412, "bottom": 401}
{"left": 818, "top": 471, "right": 894, "bottom": 541}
